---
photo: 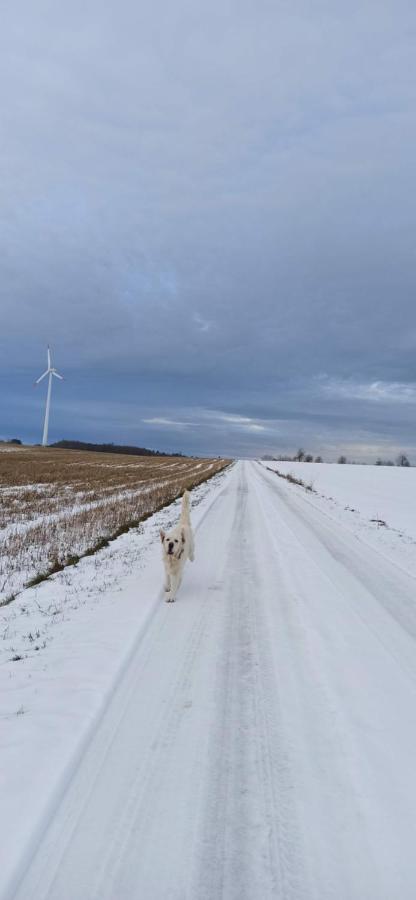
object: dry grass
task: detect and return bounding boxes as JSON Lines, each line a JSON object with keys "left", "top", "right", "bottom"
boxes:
{"left": 0, "top": 446, "right": 230, "bottom": 603}
{"left": 264, "top": 464, "right": 315, "bottom": 493}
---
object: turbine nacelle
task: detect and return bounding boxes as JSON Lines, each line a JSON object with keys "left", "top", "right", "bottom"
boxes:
{"left": 34, "top": 368, "right": 63, "bottom": 384}
{"left": 34, "top": 346, "right": 64, "bottom": 385}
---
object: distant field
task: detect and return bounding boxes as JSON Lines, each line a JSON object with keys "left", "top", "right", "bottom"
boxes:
{"left": 261, "top": 460, "right": 416, "bottom": 540}
{"left": 0, "top": 446, "right": 230, "bottom": 603}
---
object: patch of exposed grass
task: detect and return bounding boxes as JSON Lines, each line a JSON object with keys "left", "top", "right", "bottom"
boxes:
{"left": 0, "top": 593, "right": 16, "bottom": 607}
{"left": 264, "top": 465, "right": 316, "bottom": 493}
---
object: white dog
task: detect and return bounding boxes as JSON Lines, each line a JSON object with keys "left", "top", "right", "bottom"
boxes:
{"left": 160, "top": 490, "right": 195, "bottom": 602}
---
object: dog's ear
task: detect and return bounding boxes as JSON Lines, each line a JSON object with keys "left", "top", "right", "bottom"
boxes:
{"left": 181, "top": 527, "right": 185, "bottom": 543}
{"left": 160, "top": 529, "right": 165, "bottom": 543}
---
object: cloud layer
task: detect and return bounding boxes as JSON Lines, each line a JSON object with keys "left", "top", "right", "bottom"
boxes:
{"left": 1, "top": 1, "right": 415, "bottom": 459}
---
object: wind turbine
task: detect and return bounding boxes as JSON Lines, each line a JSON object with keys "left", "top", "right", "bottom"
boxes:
{"left": 34, "top": 346, "right": 64, "bottom": 446}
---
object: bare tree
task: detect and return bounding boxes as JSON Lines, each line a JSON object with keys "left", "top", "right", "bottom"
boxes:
{"left": 396, "top": 453, "right": 410, "bottom": 467}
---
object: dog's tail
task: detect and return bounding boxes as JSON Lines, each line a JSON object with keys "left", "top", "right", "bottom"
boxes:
{"left": 180, "top": 489, "right": 191, "bottom": 524}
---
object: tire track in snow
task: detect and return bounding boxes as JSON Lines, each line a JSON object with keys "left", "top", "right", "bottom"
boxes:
{"left": 254, "top": 462, "right": 416, "bottom": 686}
{"left": 191, "top": 468, "right": 307, "bottom": 900}
{"left": 91, "top": 586, "right": 218, "bottom": 900}
{"left": 251, "top": 461, "right": 416, "bottom": 897}
{"left": 250, "top": 467, "right": 381, "bottom": 896}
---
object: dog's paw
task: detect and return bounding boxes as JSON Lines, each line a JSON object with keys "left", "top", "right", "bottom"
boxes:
{"left": 165, "top": 596, "right": 175, "bottom": 603}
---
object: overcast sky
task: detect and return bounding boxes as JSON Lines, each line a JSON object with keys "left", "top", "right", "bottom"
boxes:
{"left": 1, "top": 1, "right": 415, "bottom": 460}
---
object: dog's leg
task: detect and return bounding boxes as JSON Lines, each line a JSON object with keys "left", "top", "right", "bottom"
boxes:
{"left": 165, "top": 570, "right": 177, "bottom": 602}
{"left": 163, "top": 565, "right": 171, "bottom": 595}
{"left": 166, "top": 572, "right": 181, "bottom": 603}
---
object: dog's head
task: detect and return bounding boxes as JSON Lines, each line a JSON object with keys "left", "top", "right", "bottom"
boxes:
{"left": 160, "top": 528, "right": 185, "bottom": 558}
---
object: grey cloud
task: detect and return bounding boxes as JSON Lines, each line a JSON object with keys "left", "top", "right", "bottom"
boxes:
{"left": 0, "top": 1, "right": 415, "bottom": 458}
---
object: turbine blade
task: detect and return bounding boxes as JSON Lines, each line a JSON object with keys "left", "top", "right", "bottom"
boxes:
{"left": 47, "top": 346, "right": 51, "bottom": 368}
{"left": 52, "top": 370, "right": 64, "bottom": 380}
{"left": 34, "top": 370, "right": 49, "bottom": 384}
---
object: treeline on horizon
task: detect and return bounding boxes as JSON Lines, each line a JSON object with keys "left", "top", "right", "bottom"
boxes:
{"left": 50, "top": 440, "right": 185, "bottom": 458}
{"left": 262, "top": 449, "right": 412, "bottom": 467}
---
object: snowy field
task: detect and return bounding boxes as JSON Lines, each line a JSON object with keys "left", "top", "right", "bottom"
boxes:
{"left": 262, "top": 459, "right": 416, "bottom": 539}
{"left": 0, "top": 446, "right": 228, "bottom": 603}
{"left": 261, "top": 459, "right": 416, "bottom": 580}
{"left": 2, "top": 459, "right": 416, "bottom": 899}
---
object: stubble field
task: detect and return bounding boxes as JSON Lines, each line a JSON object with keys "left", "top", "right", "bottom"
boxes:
{"left": 0, "top": 445, "right": 230, "bottom": 604}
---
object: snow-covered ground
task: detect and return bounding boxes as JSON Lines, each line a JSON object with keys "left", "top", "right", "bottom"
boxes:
{"left": 263, "top": 460, "right": 416, "bottom": 538}
{"left": 261, "top": 459, "right": 416, "bottom": 580}
{"left": 2, "top": 460, "right": 416, "bottom": 899}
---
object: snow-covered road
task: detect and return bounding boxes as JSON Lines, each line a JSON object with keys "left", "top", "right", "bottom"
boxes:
{"left": 8, "top": 461, "right": 416, "bottom": 899}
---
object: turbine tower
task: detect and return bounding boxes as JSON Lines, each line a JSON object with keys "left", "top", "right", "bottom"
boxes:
{"left": 34, "top": 346, "right": 64, "bottom": 446}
